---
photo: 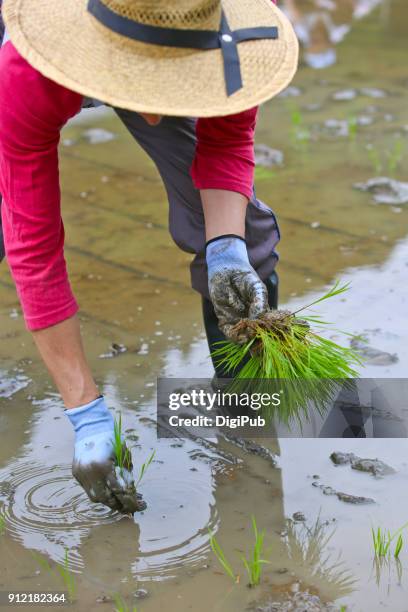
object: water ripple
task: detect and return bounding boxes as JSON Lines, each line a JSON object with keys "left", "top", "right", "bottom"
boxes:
{"left": 130, "top": 473, "right": 218, "bottom": 581}
{"left": 0, "top": 460, "right": 219, "bottom": 581}
{"left": 0, "top": 462, "right": 119, "bottom": 569}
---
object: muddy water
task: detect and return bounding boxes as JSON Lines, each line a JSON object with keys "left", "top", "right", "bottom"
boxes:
{"left": 1, "top": 2, "right": 408, "bottom": 611}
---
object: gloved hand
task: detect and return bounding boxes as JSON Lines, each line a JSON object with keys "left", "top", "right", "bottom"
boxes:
{"left": 65, "top": 396, "right": 145, "bottom": 514}
{"left": 206, "top": 235, "right": 268, "bottom": 341}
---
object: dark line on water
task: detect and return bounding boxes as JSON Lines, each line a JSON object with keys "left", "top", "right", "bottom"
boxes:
{"left": 61, "top": 150, "right": 161, "bottom": 184}
{"left": 278, "top": 215, "right": 372, "bottom": 239}
{"left": 63, "top": 188, "right": 167, "bottom": 230}
{"left": 65, "top": 244, "right": 190, "bottom": 289}
{"left": 79, "top": 309, "right": 130, "bottom": 331}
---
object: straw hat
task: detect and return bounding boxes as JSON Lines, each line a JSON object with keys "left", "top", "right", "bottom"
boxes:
{"left": 3, "top": 0, "right": 299, "bottom": 117}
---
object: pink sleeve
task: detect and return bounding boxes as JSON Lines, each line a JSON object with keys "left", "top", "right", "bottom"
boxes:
{"left": 0, "top": 43, "right": 83, "bottom": 330}
{"left": 191, "top": 107, "right": 258, "bottom": 200}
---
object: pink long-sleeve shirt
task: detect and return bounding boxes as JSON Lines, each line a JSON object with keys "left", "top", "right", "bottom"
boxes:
{"left": 0, "top": 43, "right": 258, "bottom": 330}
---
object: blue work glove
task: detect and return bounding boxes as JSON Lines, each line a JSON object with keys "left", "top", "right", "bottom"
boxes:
{"left": 65, "top": 396, "right": 145, "bottom": 514}
{"left": 206, "top": 235, "right": 268, "bottom": 342}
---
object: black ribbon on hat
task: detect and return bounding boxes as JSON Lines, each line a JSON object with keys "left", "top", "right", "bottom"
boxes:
{"left": 87, "top": 0, "right": 279, "bottom": 96}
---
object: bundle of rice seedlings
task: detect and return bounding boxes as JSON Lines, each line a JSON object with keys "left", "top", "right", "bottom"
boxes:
{"left": 212, "top": 282, "right": 363, "bottom": 424}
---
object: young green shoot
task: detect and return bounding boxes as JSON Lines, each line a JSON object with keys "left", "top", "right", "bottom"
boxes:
{"left": 394, "top": 534, "right": 403, "bottom": 559}
{"left": 56, "top": 549, "right": 76, "bottom": 604}
{"left": 290, "top": 280, "right": 351, "bottom": 316}
{"left": 113, "top": 414, "right": 132, "bottom": 477}
{"left": 366, "top": 139, "right": 405, "bottom": 177}
{"left": 366, "top": 144, "right": 382, "bottom": 174}
{"left": 241, "top": 516, "right": 269, "bottom": 587}
{"left": 208, "top": 530, "right": 237, "bottom": 583}
{"left": 371, "top": 522, "right": 408, "bottom": 559}
{"left": 387, "top": 138, "right": 404, "bottom": 177}
{"left": 135, "top": 450, "right": 156, "bottom": 488}
{"left": 254, "top": 166, "right": 276, "bottom": 181}
{"left": 33, "top": 549, "right": 76, "bottom": 603}
{"left": 209, "top": 518, "right": 273, "bottom": 587}
{"left": 347, "top": 115, "right": 358, "bottom": 142}
{"left": 289, "top": 106, "right": 310, "bottom": 152}
{"left": 372, "top": 527, "right": 391, "bottom": 558}
{"left": 113, "top": 593, "right": 138, "bottom": 612}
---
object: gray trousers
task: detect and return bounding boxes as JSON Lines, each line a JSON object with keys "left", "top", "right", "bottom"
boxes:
{"left": 114, "top": 109, "right": 280, "bottom": 299}
{"left": 0, "top": 109, "right": 280, "bottom": 299}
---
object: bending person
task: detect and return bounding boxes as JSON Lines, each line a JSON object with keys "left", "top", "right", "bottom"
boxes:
{"left": 0, "top": 0, "right": 298, "bottom": 513}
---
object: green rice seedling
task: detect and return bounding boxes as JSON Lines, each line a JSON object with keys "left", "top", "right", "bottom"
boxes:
{"left": 209, "top": 518, "right": 273, "bottom": 587}
{"left": 33, "top": 549, "right": 76, "bottom": 603}
{"left": 347, "top": 115, "right": 358, "bottom": 142}
{"left": 113, "top": 593, "right": 138, "bottom": 612}
{"left": 0, "top": 512, "right": 5, "bottom": 535}
{"left": 394, "top": 534, "right": 403, "bottom": 559}
{"left": 371, "top": 522, "right": 408, "bottom": 559}
{"left": 291, "top": 107, "right": 302, "bottom": 128}
{"left": 208, "top": 530, "right": 237, "bottom": 583}
{"left": 240, "top": 516, "right": 269, "bottom": 587}
{"left": 113, "top": 415, "right": 132, "bottom": 477}
{"left": 365, "top": 139, "right": 404, "bottom": 177}
{"left": 366, "top": 144, "right": 382, "bottom": 174}
{"left": 254, "top": 166, "right": 276, "bottom": 181}
{"left": 371, "top": 527, "right": 391, "bottom": 558}
{"left": 56, "top": 549, "right": 76, "bottom": 604}
{"left": 387, "top": 138, "right": 404, "bottom": 177}
{"left": 289, "top": 107, "right": 311, "bottom": 151}
{"left": 113, "top": 416, "right": 155, "bottom": 487}
{"left": 212, "top": 282, "right": 362, "bottom": 424}
{"left": 135, "top": 450, "right": 156, "bottom": 488}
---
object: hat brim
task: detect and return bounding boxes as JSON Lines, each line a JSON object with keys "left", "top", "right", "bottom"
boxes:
{"left": 3, "top": 0, "right": 299, "bottom": 117}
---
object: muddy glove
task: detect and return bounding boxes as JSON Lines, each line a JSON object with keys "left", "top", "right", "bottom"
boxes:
{"left": 65, "top": 396, "right": 145, "bottom": 514}
{"left": 206, "top": 235, "right": 268, "bottom": 341}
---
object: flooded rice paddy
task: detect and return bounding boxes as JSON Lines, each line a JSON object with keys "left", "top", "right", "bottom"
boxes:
{"left": 1, "top": 1, "right": 408, "bottom": 610}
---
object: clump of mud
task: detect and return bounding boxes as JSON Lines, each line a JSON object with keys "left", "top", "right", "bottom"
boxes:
{"left": 353, "top": 177, "right": 408, "bottom": 205}
{"left": 249, "top": 589, "right": 338, "bottom": 612}
{"left": 114, "top": 466, "right": 146, "bottom": 513}
{"left": 228, "top": 310, "right": 307, "bottom": 345}
{"left": 330, "top": 451, "right": 395, "bottom": 476}
{"left": 312, "top": 481, "right": 375, "bottom": 505}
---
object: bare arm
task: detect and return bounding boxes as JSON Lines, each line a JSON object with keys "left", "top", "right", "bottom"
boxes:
{"left": 33, "top": 316, "right": 99, "bottom": 409}
{"left": 192, "top": 109, "right": 257, "bottom": 242}
{"left": 201, "top": 189, "right": 248, "bottom": 241}
{"left": 195, "top": 110, "right": 269, "bottom": 336}
{"left": 0, "top": 45, "right": 94, "bottom": 408}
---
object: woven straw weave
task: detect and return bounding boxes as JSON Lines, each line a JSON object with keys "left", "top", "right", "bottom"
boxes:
{"left": 3, "top": 0, "right": 299, "bottom": 117}
{"left": 105, "top": 0, "right": 222, "bottom": 29}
